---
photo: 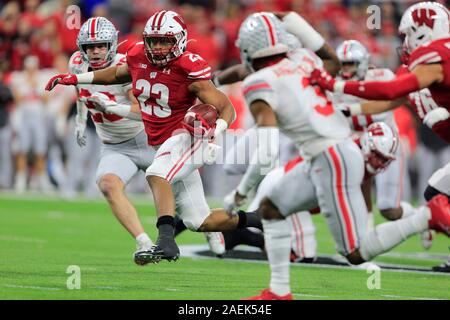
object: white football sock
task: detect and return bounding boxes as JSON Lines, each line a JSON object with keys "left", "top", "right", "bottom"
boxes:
{"left": 136, "top": 233, "right": 153, "bottom": 247}
{"left": 360, "top": 206, "right": 431, "bottom": 261}
{"left": 263, "top": 218, "right": 292, "bottom": 296}
{"left": 14, "top": 172, "right": 27, "bottom": 193}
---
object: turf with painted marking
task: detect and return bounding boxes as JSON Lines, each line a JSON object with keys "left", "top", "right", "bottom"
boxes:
{"left": 0, "top": 195, "right": 448, "bottom": 300}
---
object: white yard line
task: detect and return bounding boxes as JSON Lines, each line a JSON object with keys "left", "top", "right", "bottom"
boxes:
{"left": 381, "top": 294, "right": 445, "bottom": 300}
{"left": 180, "top": 245, "right": 450, "bottom": 276}
{"left": 380, "top": 252, "right": 449, "bottom": 260}
{"left": 293, "top": 293, "right": 329, "bottom": 298}
{"left": 4, "top": 284, "right": 61, "bottom": 291}
{"left": 0, "top": 235, "right": 47, "bottom": 244}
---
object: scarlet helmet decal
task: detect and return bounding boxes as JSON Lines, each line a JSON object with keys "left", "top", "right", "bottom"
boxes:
{"left": 412, "top": 8, "right": 436, "bottom": 29}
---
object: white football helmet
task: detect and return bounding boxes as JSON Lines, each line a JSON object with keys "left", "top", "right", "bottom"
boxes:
{"left": 360, "top": 122, "right": 399, "bottom": 174}
{"left": 336, "top": 40, "right": 370, "bottom": 80}
{"left": 399, "top": 1, "right": 450, "bottom": 53}
{"left": 235, "top": 12, "right": 289, "bottom": 71}
{"left": 77, "top": 17, "right": 118, "bottom": 69}
{"left": 143, "top": 10, "right": 188, "bottom": 66}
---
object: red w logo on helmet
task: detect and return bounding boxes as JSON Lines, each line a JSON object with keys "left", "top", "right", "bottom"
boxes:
{"left": 412, "top": 8, "right": 436, "bottom": 28}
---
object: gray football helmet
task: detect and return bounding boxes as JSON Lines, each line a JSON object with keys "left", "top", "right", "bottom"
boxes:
{"left": 77, "top": 17, "right": 119, "bottom": 69}
{"left": 235, "top": 12, "right": 290, "bottom": 71}
{"left": 336, "top": 40, "right": 370, "bottom": 80}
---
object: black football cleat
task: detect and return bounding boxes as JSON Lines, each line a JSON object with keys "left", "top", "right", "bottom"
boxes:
{"left": 147, "top": 237, "right": 180, "bottom": 263}
{"left": 134, "top": 249, "right": 159, "bottom": 265}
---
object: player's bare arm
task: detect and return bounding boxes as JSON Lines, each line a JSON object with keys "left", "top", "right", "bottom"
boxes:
{"left": 45, "top": 63, "right": 131, "bottom": 91}
{"left": 356, "top": 98, "right": 407, "bottom": 115}
{"left": 315, "top": 43, "right": 341, "bottom": 76}
{"left": 249, "top": 100, "right": 277, "bottom": 127}
{"left": 275, "top": 11, "right": 340, "bottom": 76}
{"left": 127, "top": 89, "right": 142, "bottom": 117}
{"left": 189, "top": 80, "right": 236, "bottom": 127}
{"left": 213, "top": 64, "right": 251, "bottom": 86}
{"left": 91, "top": 63, "right": 132, "bottom": 84}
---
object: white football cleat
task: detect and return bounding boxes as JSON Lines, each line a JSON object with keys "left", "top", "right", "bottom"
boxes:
{"left": 205, "top": 232, "right": 225, "bottom": 256}
{"left": 133, "top": 240, "right": 154, "bottom": 266}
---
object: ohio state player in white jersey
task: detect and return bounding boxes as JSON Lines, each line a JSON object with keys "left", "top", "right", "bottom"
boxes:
{"left": 46, "top": 10, "right": 265, "bottom": 264}
{"left": 213, "top": 11, "right": 340, "bottom": 258}
{"left": 231, "top": 12, "right": 449, "bottom": 300}
{"left": 66, "top": 17, "right": 160, "bottom": 265}
{"left": 329, "top": 40, "right": 418, "bottom": 238}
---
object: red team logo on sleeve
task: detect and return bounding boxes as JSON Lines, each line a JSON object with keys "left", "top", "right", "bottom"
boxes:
{"left": 71, "top": 52, "right": 83, "bottom": 65}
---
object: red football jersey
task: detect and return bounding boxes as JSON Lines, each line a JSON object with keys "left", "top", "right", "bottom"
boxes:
{"left": 408, "top": 37, "right": 450, "bottom": 110}
{"left": 126, "top": 42, "right": 212, "bottom": 145}
{"left": 405, "top": 37, "right": 450, "bottom": 143}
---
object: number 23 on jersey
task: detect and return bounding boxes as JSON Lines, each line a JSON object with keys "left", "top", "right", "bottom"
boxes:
{"left": 135, "top": 79, "right": 171, "bottom": 118}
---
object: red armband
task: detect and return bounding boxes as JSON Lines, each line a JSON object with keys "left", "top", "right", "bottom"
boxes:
{"left": 343, "top": 73, "right": 420, "bottom": 100}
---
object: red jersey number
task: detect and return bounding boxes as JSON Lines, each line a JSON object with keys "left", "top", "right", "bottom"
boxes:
{"left": 136, "top": 79, "right": 171, "bottom": 118}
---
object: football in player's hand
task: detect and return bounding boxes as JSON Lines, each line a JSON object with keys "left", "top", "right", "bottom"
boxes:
{"left": 182, "top": 103, "right": 218, "bottom": 137}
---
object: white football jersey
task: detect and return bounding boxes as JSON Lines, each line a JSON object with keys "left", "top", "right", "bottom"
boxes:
{"left": 242, "top": 49, "right": 351, "bottom": 159}
{"left": 69, "top": 52, "right": 144, "bottom": 144}
{"left": 331, "top": 68, "right": 397, "bottom": 132}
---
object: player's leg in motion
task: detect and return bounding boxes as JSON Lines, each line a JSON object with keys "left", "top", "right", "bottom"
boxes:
{"left": 14, "top": 112, "right": 32, "bottom": 193}
{"left": 424, "top": 162, "right": 450, "bottom": 272}
{"left": 96, "top": 132, "right": 154, "bottom": 265}
{"left": 375, "top": 142, "right": 407, "bottom": 221}
{"left": 311, "top": 140, "right": 449, "bottom": 265}
{"left": 173, "top": 215, "right": 226, "bottom": 256}
{"left": 246, "top": 165, "right": 317, "bottom": 260}
{"left": 245, "top": 162, "right": 319, "bottom": 300}
{"left": 375, "top": 145, "right": 434, "bottom": 249}
{"left": 145, "top": 133, "right": 262, "bottom": 262}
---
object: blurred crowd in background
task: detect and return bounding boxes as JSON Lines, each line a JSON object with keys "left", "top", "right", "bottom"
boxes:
{"left": 0, "top": 0, "right": 449, "bottom": 203}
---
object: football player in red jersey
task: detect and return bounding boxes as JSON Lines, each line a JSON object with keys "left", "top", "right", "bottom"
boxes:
{"left": 311, "top": 2, "right": 450, "bottom": 143}
{"left": 310, "top": 2, "right": 450, "bottom": 205}
{"left": 45, "top": 10, "right": 265, "bottom": 263}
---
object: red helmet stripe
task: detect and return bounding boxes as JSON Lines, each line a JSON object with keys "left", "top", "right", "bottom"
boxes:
{"left": 90, "top": 17, "right": 98, "bottom": 39}
{"left": 261, "top": 14, "right": 276, "bottom": 46}
{"left": 343, "top": 42, "right": 349, "bottom": 59}
{"left": 151, "top": 12, "right": 161, "bottom": 30}
{"left": 173, "top": 15, "right": 186, "bottom": 30}
{"left": 156, "top": 10, "right": 167, "bottom": 30}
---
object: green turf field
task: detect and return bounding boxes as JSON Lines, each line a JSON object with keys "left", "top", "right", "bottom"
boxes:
{"left": 0, "top": 194, "right": 449, "bottom": 300}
